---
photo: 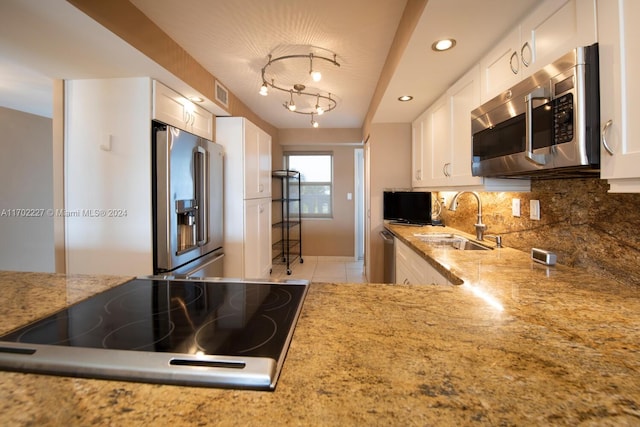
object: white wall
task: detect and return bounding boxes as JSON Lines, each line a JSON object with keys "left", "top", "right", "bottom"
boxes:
{"left": 65, "top": 77, "right": 153, "bottom": 276}
{"left": 366, "top": 123, "right": 411, "bottom": 283}
{"left": 0, "top": 107, "right": 55, "bottom": 272}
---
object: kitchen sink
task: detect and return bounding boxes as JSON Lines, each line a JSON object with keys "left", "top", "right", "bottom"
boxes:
{"left": 413, "top": 233, "right": 493, "bottom": 251}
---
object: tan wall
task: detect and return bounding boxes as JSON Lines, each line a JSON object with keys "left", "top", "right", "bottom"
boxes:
{"left": 278, "top": 128, "right": 363, "bottom": 257}
{"left": 367, "top": 123, "right": 412, "bottom": 283}
{"left": 438, "top": 178, "right": 640, "bottom": 287}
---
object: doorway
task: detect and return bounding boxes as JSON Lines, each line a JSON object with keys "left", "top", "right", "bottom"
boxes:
{"left": 354, "top": 148, "right": 364, "bottom": 261}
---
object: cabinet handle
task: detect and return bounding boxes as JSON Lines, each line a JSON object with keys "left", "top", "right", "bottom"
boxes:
{"left": 259, "top": 183, "right": 264, "bottom": 193}
{"left": 416, "top": 169, "right": 422, "bottom": 180}
{"left": 509, "top": 51, "right": 519, "bottom": 74}
{"left": 443, "top": 163, "right": 451, "bottom": 177}
{"left": 520, "top": 41, "right": 531, "bottom": 68}
{"left": 183, "top": 110, "right": 195, "bottom": 126}
{"left": 602, "top": 119, "right": 614, "bottom": 156}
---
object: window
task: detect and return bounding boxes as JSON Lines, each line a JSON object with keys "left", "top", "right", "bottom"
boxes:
{"left": 284, "top": 152, "right": 333, "bottom": 218}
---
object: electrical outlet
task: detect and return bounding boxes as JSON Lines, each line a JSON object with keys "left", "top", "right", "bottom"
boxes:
{"left": 530, "top": 200, "right": 541, "bottom": 220}
{"left": 512, "top": 198, "right": 521, "bottom": 217}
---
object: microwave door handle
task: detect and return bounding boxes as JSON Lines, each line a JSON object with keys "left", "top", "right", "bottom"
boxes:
{"left": 194, "top": 146, "right": 208, "bottom": 246}
{"left": 525, "top": 88, "right": 550, "bottom": 166}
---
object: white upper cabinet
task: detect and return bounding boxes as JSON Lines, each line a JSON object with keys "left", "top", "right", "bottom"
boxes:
{"left": 448, "top": 65, "right": 484, "bottom": 187}
{"left": 242, "top": 119, "right": 272, "bottom": 200}
{"left": 411, "top": 114, "right": 426, "bottom": 188}
{"left": 479, "top": 26, "right": 522, "bottom": 101}
{"left": 598, "top": 0, "right": 640, "bottom": 192}
{"left": 423, "top": 93, "right": 450, "bottom": 187}
{"left": 411, "top": 66, "right": 529, "bottom": 192}
{"left": 153, "top": 80, "right": 214, "bottom": 140}
{"left": 480, "top": 0, "right": 597, "bottom": 103}
{"left": 522, "top": 0, "right": 597, "bottom": 71}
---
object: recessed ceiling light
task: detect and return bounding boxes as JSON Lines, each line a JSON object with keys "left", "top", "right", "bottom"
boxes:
{"left": 431, "top": 38, "right": 457, "bottom": 52}
{"left": 189, "top": 96, "right": 204, "bottom": 103}
{"left": 398, "top": 95, "right": 413, "bottom": 102}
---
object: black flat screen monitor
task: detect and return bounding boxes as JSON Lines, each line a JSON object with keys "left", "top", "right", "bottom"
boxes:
{"left": 383, "top": 191, "right": 431, "bottom": 225}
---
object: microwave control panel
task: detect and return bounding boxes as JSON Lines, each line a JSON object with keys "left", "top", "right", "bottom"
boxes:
{"left": 553, "top": 93, "right": 574, "bottom": 144}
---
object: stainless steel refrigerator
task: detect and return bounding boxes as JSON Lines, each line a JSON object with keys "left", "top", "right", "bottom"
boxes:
{"left": 152, "top": 122, "right": 224, "bottom": 277}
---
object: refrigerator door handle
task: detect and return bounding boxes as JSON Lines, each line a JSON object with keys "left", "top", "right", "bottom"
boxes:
{"left": 194, "top": 146, "right": 208, "bottom": 246}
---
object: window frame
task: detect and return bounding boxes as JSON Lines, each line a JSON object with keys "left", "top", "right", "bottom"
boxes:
{"left": 283, "top": 151, "right": 334, "bottom": 219}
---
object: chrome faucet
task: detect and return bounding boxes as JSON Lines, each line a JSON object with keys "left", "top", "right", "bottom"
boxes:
{"left": 448, "top": 191, "right": 487, "bottom": 241}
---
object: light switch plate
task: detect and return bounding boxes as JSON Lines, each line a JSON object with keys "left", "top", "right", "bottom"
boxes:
{"left": 512, "top": 198, "right": 521, "bottom": 217}
{"left": 530, "top": 200, "right": 541, "bottom": 220}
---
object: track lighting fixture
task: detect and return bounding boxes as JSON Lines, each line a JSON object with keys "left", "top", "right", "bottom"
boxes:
{"left": 286, "top": 90, "right": 296, "bottom": 111}
{"left": 259, "top": 47, "right": 340, "bottom": 127}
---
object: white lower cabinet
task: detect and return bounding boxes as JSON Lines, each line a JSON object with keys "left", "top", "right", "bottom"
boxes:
{"left": 395, "top": 239, "right": 449, "bottom": 285}
{"left": 243, "top": 198, "right": 272, "bottom": 280}
{"left": 598, "top": 0, "right": 640, "bottom": 192}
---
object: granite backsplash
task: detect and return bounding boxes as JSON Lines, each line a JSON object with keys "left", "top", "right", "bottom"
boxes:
{"left": 437, "top": 178, "right": 640, "bottom": 287}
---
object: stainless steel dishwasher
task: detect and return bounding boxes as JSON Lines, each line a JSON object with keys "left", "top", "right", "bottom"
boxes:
{"left": 380, "top": 230, "right": 395, "bottom": 283}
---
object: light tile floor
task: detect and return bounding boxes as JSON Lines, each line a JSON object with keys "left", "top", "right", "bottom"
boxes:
{"left": 271, "top": 256, "right": 367, "bottom": 284}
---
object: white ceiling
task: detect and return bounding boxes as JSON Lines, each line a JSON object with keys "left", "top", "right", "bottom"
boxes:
{"left": 0, "top": 0, "right": 538, "bottom": 129}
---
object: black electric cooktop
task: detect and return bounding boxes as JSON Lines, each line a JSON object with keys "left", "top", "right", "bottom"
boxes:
{"left": 0, "top": 277, "right": 309, "bottom": 390}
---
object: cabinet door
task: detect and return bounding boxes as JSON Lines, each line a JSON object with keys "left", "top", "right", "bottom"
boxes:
{"left": 424, "top": 261, "right": 450, "bottom": 286}
{"left": 243, "top": 121, "right": 261, "bottom": 199}
{"left": 598, "top": 0, "right": 640, "bottom": 191}
{"left": 480, "top": 26, "right": 522, "bottom": 102}
{"left": 153, "top": 81, "right": 187, "bottom": 127}
{"left": 258, "top": 129, "right": 272, "bottom": 198}
{"left": 411, "top": 115, "right": 426, "bottom": 188}
{"left": 395, "top": 239, "right": 426, "bottom": 284}
{"left": 258, "top": 199, "right": 272, "bottom": 278}
{"left": 424, "top": 94, "right": 450, "bottom": 187}
{"left": 244, "top": 121, "right": 272, "bottom": 199}
{"left": 449, "top": 65, "right": 483, "bottom": 187}
{"left": 190, "top": 104, "right": 214, "bottom": 140}
{"left": 243, "top": 198, "right": 272, "bottom": 279}
{"left": 480, "top": 0, "right": 597, "bottom": 103}
{"left": 521, "top": 0, "right": 597, "bottom": 75}
{"left": 153, "top": 81, "right": 213, "bottom": 140}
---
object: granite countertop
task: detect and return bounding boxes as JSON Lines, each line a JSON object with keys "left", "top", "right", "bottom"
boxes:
{"left": 1, "top": 228, "right": 640, "bottom": 426}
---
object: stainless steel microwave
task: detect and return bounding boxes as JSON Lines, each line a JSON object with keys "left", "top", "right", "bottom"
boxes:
{"left": 471, "top": 43, "right": 600, "bottom": 178}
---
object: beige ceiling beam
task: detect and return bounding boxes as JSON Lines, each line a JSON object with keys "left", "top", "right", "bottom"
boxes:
{"left": 361, "top": 0, "right": 428, "bottom": 141}
{"left": 66, "top": 0, "right": 277, "bottom": 138}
